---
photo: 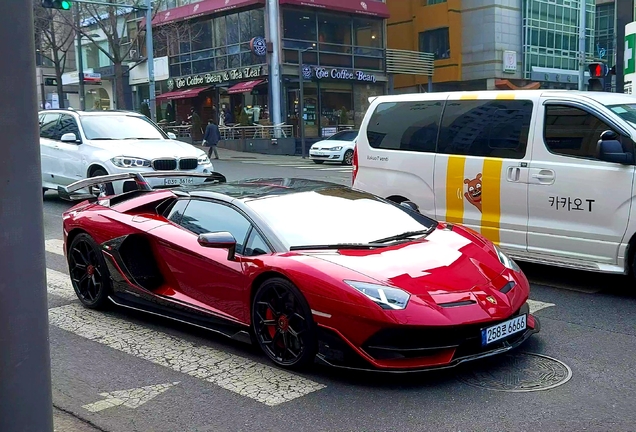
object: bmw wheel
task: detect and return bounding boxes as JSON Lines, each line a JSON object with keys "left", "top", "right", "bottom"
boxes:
{"left": 252, "top": 277, "right": 317, "bottom": 369}
{"left": 343, "top": 149, "right": 354, "bottom": 166}
{"left": 90, "top": 168, "right": 115, "bottom": 196}
{"left": 68, "top": 233, "right": 112, "bottom": 309}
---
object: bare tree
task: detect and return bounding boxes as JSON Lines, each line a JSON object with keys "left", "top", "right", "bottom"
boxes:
{"left": 33, "top": 0, "right": 75, "bottom": 109}
{"left": 63, "top": 0, "right": 197, "bottom": 110}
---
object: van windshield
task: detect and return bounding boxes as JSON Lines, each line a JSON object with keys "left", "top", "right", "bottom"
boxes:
{"left": 607, "top": 104, "right": 636, "bottom": 125}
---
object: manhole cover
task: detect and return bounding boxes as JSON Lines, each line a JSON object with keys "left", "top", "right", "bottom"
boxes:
{"left": 458, "top": 352, "right": 572, "bottom": 392}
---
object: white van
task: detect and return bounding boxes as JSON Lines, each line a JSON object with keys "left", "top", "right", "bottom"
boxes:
{"left": 353, "top": 90, "right": 636, "bottom": 280}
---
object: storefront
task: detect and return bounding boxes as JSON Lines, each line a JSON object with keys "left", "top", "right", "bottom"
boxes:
{"left": 150, "top": 0, "right": 270, "bottom": 127}
{"left": 278, "top": 1, "right": 389, "bottom": 138}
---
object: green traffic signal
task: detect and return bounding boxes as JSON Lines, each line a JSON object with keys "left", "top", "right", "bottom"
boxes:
{"left": 41, "top": 0, "right": 72, "bottom": 10}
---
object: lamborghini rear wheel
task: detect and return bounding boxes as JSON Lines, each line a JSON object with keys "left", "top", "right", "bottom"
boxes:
{"left": 252, "top": 278, "right": 317, "bottom": 369}
{"left": 68, "top": 233, "right": 111, "bottom": 309}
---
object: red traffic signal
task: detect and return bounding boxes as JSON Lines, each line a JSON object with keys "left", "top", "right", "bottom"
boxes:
{"left": 588, "top": 63, "right": 607, "bottom": 78}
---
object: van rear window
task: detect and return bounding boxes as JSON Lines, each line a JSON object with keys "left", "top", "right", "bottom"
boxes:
{"left": 366, "top": 99, "right": 533, "bottom": 159}
{"left": 366, "top": 101, "right": 443, "bottom": 152}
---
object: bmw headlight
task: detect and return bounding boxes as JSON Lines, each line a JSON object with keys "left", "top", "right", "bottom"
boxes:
{"left": 110, "top": 156, "right": 151, "bottom": 168}
{"left": 345, "top": 280, "right": 410, "bottom": 310}
{"left": 494, "top": 245, "right": 521, "bottom": 272}
{"left": 328, "top": 146, "right": 343, "bottom": 151}
{"left": 198, "top": 155, "right": 211, "bottom": 165}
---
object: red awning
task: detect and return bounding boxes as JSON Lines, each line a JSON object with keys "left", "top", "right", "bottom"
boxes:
{"left": 227, "top": 80, "right": 266, "bottom": 94}
{"left": 279, "top": 0, "right": 389, "bottom": 18}
{"left": 156, "top": 86, "right": 213, "bottom": 101}
{"left": 145, "top": 0, "right": 265, "bottom": 27}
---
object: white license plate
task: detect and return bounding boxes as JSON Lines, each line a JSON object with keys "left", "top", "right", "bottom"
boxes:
{"left": 164, "top": 177, "right": 194, "bottom": 186}
{"left": 312, "top": 152, "right": 325, "bottom": 156}
{"left": 481, "top": 314, "right": 527, "bottom": 346}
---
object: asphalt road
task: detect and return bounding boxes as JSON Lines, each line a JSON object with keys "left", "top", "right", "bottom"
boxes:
{"left": 43, "top": 155, "right": 636, "bottom": 431}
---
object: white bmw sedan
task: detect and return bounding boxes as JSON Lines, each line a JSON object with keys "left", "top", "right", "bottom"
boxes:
{"left": 38, "top": 109, "right": 213, "bottom": 195}
{"left": 308, "top": 130, "right": 358, "bottom": 165}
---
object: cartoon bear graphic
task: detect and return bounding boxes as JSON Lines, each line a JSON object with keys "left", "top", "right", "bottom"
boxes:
{"left": 464, "top": 173, "right": 482, "bottom": 212}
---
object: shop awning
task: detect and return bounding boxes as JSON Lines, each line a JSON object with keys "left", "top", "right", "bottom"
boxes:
{"left": 227, "top": 80, "right": 266, "bottom": 94}
{"left": 278, "top": 0, "right": 389, "bottom": 18}
{"left": 156, "top": 86, "right": 213, "bottom": 101}
{"left": 143, "top": 0, "right": 265, "bottom": 27}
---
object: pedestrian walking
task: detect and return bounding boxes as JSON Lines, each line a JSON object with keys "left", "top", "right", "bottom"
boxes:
{"left": 202, "top": 118, "right": 221, "bottom": 159}
{"left": 188, "top": 107, "right": 203, "bottom": 143}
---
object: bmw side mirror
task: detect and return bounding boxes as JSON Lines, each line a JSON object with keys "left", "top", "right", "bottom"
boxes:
{"left": 598, "top": 139, "right": 634, "bottom": 165}
{"left": 198, "top": 231, "right": 237, "bottom": 260}
{"left": 167, "top": 132, "right": 177, "bottom": 139}
{"left": 400, "top": 200, "right": 420, "bottom": 213}
{"left": 61, "top": 132, "right": 79, "bottom": 143}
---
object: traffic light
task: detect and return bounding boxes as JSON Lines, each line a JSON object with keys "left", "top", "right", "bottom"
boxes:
{"left": 587, "top": 62, "right": 607, "bottom": 91}
{"left": 41, "top": 0, "right": 72, "bottom": 10}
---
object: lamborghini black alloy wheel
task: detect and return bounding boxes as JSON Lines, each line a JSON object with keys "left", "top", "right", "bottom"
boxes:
{"left": 68, "top": 233, "right": 111, "bottom": 309}
{"left": 252, "top": 278, "right": 316, "bottom": 368}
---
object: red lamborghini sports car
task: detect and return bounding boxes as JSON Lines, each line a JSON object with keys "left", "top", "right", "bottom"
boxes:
{"left": 59, "top": 172, "right": 540, "bottom": 372}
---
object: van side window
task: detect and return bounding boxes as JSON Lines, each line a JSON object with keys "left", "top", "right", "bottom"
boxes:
{"left": 544, "top": 105, "right": 622, "bottom": 160}
{"left": 437, "top": 100, "right": 533, "bottom": 159}
{"left": 366, "top": 101, "right": 443, "bottom": 152}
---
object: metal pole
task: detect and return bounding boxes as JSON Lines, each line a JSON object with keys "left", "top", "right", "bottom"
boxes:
{"left": 0, "top": 1, "right": 53, "bottom": 431}
{"left": 578, "top": 0, "right": 587, "bottom": 90}
{"left": 267, "top": 0, "right": 282, "bottom": 136}
{"left": 299, "top": 49, "right": 305, "bottom": 158}
{"left": 146, "top": 0, "right": 156, "bottom": 122}
{"left": 76, "top": 7, "right": 86, "bottom": 109}
{"left": 40, "top": 68, "right": 47, "bottom": 109}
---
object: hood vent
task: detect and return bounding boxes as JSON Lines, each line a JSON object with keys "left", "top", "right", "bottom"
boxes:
{"left": 439, "top": 299, "right": 477, "bottom": 308}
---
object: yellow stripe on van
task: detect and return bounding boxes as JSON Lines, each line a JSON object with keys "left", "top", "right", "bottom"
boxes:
{"left": 480, "top": 158, "right": 503, "bottom": 245}
{"left": 459, "top": 94, "right": 478, "bottom": 100}
{"left": 445, "top": 155, "right": 466, "bottom": 224}
{"left": 495, "top": 93, "right": 516, "bottom": 100}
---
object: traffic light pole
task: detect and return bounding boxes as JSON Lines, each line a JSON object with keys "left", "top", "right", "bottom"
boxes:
{"left": 578, "top": 0, "right": 586, "bottom": 90}
{"left": 76, "top": 6, "right": 86, "bottom": 110}
{"left": 0, "top": 1, "right": 53, "bottom": 431}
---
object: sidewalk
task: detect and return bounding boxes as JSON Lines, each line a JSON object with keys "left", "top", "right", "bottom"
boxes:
{"left": 190, "top": 144, "right": 307, "bottom": 164}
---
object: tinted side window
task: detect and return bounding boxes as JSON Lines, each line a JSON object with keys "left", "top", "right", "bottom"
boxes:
{"left": 179, "top": 200, "right": 251, "bottom": 254}
{"left": 40, "top": 113, "right": 60, "bottom": 139}
{"left": 544, "top": 105, "right": 621, "bottom": 160}
{"left": 437, "top": 100, "right": 533, "bottom": 159}
{"left": 166, "top": 199, "right": 189, "bottom": 224}
{"left": 244, "top": 228, "right": 271, "bottom": 256}
{"left": 58, "top": 114, "right": 81, "bottom": 140}
{"left": 366, "top": 100, "right": 443, "bottom": 152}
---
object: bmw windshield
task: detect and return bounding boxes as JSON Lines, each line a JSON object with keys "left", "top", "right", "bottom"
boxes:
{"left": 245, "top": 188, "right": 436, "bottom": 249}
{"left": 80, "top": 115, "right": 168, "bottom": 140}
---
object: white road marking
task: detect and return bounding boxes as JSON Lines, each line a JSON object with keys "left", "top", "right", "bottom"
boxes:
{"left": 527, "top": 299, "right": 556, "bottom": 314}
{"left": 48, "top": 303, "right": 326, "bottom": 406}
{"left": 82, "top": 382, "right": 179, "bottom": 413}
{"left": 46, "top": 268, "right": 76, "bottom": 301}
{"left": 45, "top": 238, "right": 64, "bottom": 256}
{"left": 318, "top": 168, "right": 352, "bottom": 171}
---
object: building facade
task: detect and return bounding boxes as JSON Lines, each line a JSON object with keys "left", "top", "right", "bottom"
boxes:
{"left": 387, "top": 0, "right": 607, "bottom": 91}
{"left": 144, "top": 0, "right": 389, "bottom": 139}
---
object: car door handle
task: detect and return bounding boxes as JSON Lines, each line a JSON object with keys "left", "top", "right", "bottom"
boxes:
{"left": 507, "top": 167, "right": 521, "bottom": 182}
{"left": 531, "top": 173, "right": 554, "bottom": 179}
{"left": 529, "top": 169, "right": 555, "bottom": 184}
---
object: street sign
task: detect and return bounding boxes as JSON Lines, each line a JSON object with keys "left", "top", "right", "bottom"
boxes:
{"left": 624, "top": 21, "right": 636, "bottom": 83}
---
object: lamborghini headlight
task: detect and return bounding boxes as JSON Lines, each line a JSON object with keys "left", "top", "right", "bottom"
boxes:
{"left": 494, "top": 245, "right": 521, "bottom": 272}
{"left": 344, "top": 280, "right": 410, "bottom": 310}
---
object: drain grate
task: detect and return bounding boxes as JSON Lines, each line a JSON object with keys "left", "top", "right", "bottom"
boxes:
{"left": 458, "top": 352, "right": 572, "bottom": 392}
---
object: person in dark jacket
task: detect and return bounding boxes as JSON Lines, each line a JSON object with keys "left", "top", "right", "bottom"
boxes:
{"left": 202, "top": 119, "right": 221, "bottom": 159}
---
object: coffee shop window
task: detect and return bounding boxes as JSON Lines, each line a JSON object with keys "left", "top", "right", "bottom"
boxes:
{"left": 320, "top": 83, "right": 354, "bottom": 134}
{"left": 419, "top": 27, "right": 450, "bottom": 60}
